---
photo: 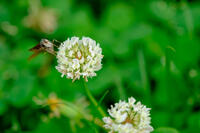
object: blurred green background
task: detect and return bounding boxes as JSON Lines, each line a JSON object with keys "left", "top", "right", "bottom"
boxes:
{"left": 0, "top": 0, "right": 200, "bottom": 133}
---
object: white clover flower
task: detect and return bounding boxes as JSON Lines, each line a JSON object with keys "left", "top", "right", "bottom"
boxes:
{"left": 56, "top": 37, "right": 103, "bottom": 82}
{"left": 103, "top": 97, "right": 153, "bottom": 133}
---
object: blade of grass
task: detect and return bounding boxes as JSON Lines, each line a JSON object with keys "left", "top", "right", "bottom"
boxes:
{"left": 137, "top": 48, "right": 151, "bottom": 105}
{"left": 97, "top": 89, "right": 109, "bottom": 108}
{"left": 114, "top": 77, "right": 126, "bottom": 100}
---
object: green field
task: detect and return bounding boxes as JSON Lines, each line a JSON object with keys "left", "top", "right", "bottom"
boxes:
{"left": 0, "top": 0, "right": 200, "bottom": 133}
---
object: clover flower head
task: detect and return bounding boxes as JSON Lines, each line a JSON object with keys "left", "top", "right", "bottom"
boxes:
{"left": 33, "top": 92, "right": 62, "bottom": 118}
{"left": 33, "top": 92, "right": 91, "bottom": 124}
{"left": 56, "top": 37, "right": 103, "bottom": 82}
{"left": 103, "top": 97, "right": 153, "bottom": 133}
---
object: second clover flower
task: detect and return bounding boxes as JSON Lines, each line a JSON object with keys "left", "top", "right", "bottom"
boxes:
{"left": 56, "top": 37, "right": 103, "bottom": 82}
{"left": 103, "top": 97, "right": 153, "bottom": 133}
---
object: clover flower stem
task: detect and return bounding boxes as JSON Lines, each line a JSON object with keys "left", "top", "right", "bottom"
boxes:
{"left": 81, "top": 79, "right": 106, "bottom": 117}
{"left": 85, "top": 117, "right": 105, "bottom": 131}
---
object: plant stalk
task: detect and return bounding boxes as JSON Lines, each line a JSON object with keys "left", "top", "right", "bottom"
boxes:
{"left": 81, "top": 79, "right": 106, "bottom": 117}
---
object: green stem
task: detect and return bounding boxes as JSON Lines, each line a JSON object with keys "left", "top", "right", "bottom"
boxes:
{"left": 81, "top": 79, "right": 106, "bottom": 117}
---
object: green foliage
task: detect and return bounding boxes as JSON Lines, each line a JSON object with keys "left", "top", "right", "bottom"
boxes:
{"left": 153, "top": 127, "right": 179, "bottom": 133}
{"left": 0, "top": 0, "right": 200, "bottom": 133}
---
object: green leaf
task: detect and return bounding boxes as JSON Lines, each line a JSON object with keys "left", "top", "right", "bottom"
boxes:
{"left": 9, "top": 70, "right": 35, "bottom": 107}
{"left": 103, "top": 2, "right": 134, "bottom": 31}
{"left": 0, "top": 100, "right": 7, "bottom": 115}
{"left": 153, "top": 127, "right": 179, "bottom": 133}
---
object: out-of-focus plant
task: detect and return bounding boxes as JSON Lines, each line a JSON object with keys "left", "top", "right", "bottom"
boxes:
{"left": 23, "top": 0, "right": 57, "bottom": 33}
{"left": 33, "top": 92, "right": 103, "bottom": 131}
